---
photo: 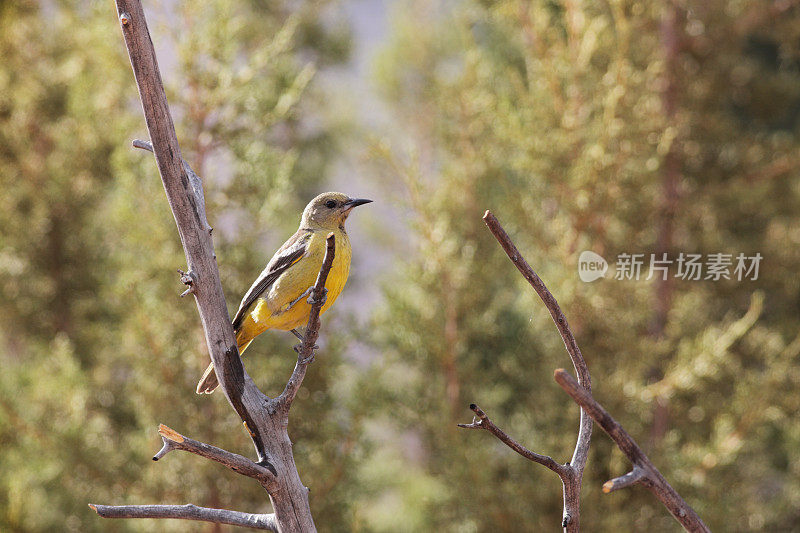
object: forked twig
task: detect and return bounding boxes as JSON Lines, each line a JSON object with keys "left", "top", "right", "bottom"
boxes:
{"left": 460, "top": 211, "right": 592, "bottom": 532}
{"left": 278, "top": 233, "right": 336, "bottom": 414}
{"left": 554, "top": 369, "right": 710, "bottom": 532}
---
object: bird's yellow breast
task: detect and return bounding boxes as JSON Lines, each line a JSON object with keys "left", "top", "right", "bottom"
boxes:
{"left": 241, "top": 229, "right": 351, "bottom": 339}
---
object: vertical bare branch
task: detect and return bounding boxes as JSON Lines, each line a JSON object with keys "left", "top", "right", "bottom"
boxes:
{"left": 554, "top": 369, "right": 710, "bottom": 533}
{"left": 481, "top": 211, "right": 591, "bottom": 391}
{"left": 278, "top": 233, "right": 336, "bottom": 414}
{"left": 482, "top": 211, "right": 592, "bottom": 529}
{"left": 114, "top": 0, "right": 270, "bottom": 460}
{"left": 94, "top": 2, "right": 332, "bottom": 531}
{"left": 460, "top": 211, "right": 592, "bottom": 532}
{"left": 459, "top": 210, "right": 709, "bottom": 532}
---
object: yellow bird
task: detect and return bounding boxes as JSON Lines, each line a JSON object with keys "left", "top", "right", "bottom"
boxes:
{"left": 196, "top": 192, "right": 371, "bottom": 394}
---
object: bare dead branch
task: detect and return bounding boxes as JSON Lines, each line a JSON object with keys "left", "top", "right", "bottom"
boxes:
{"left": 482, "top": 212, "right": 591, "bottom": 391}
{"left": 460, "top": 211, "right": 592, "bottom": 532}
{"left": 133, "top": 139, "right": 212, "bottom": 234}
{"left": 458, "top": 404, "right": 566, "bottom": 475}
{"left": 278, "top": 233, "right": 336, "bottom": 414}
{"left": 152, "top": 425, "right": 276, "bottom": 487}
{"left": 554, "top": 369, "right": 710, "bottom": 533}
{"left": 89, "top": 503, "right": 277, "bottom": 531}
{"left": 113, "top": 0, "right": 275, "bottom": 455}
{"left": 603, "top": 466, "right": 645, "bottom": 493}
{"left": 99, "top": 2, "right": 323, "bottom": 531}
{"left": 482, "top": 211, "right": 593, "bottom": 513}
{"left": 176, "top": 268, "right": 197, "bottom": 297}
{"left": 459, "top": 210, "right": 709, "bottom": 531}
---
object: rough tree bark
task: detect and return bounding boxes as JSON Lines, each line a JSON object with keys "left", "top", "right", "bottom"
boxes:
{"left": 90, "top": 1, "right": 330, "bottom": 531}
{"left": 460, "top": 211, "right": 709, "bottom": 532}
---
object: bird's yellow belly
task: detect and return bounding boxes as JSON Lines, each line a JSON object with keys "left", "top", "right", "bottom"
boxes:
{"left": 238, "top": 232, "right": 351, "bottom": 343}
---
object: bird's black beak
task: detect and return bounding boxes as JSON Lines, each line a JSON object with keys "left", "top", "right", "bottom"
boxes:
{"left": 343, "top": 198, "right": 372, "bottom": 209}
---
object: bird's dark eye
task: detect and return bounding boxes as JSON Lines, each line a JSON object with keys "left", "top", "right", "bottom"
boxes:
{"left": 325, "top": 200, "right": 337, "bottom": 209}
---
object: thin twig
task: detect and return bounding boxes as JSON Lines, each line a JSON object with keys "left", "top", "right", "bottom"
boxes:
{"left": 89, "top": 503, "right": 277, "bottom": 531}
{"left": 482, "top": 210, "right": 592, "bottom": 474}
{"left": 133, "top": 139, "right": 212, "bottom": 233}
{"left": 278, "top": 233, "right": 336, "bottom": 414}
{"left": 603, "top": 466, "right": 645, "bottom": 493}
{"left": 482, "top": 211, "right": 591, "bottom": 389}
{"left": 177, "top": 268, "right": 197, "bottom": 297}
{"left": 554, "top": 369, "right": 710, "bottom": 533}
{"left": 458, "top": 404, "right": 566, "bottom": 475}
{"left": 459, "top": 211, "right": 593, "bottom": 532}
{"left": 152, "top": 425, "right": 276, "bottom": 487}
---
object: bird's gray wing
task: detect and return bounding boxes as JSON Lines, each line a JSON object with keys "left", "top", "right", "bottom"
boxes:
{"left": 231, "top": 229, "right": 312, "bottom": 330}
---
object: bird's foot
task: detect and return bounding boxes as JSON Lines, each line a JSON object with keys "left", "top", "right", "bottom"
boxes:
{"left": 293, "top": 343, "right": 317, "bottom": 364}
{"left": 290, "top": 328, "right": 305, "bottom": 341}
{"left": 293, "top": 343, "right": 319, "bottom": 354}
{"left": 287, "top": 287, "right": 312, "bottom": 310}
{"left": 308, "top": 287, "right": 328, "bottom": 307}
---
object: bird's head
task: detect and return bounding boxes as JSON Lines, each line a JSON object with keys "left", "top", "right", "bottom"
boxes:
{"left": 301, "top": 192, "right": 372, "bottom": 230}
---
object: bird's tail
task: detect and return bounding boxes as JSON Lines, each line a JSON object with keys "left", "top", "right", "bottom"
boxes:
{"left": 196, "top": 335, "right": 253, "bottom": 394}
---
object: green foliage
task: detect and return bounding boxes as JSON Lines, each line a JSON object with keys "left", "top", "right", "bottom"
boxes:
{"left": 363, "top": 0, "right": 800, "bottom": 531}
{"left": 0, "top": 0, "right": 354, "bottom": 531}
{"left": 2, "top": 0, "right": 800, "bottom": 531}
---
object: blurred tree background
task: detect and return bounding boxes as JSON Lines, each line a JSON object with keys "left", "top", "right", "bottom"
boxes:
{"left": 0, "top": 0, "right": 358, "bottom": 531}
{"left": 1, "top": 0, "right": 799, "bottom": 532}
